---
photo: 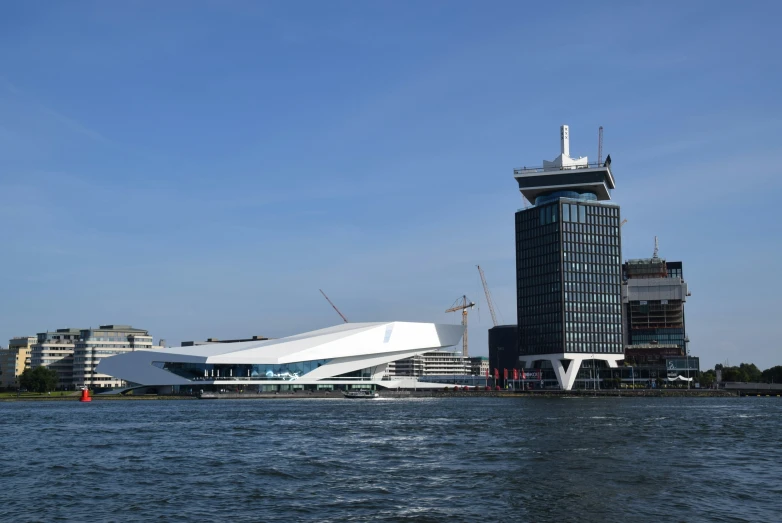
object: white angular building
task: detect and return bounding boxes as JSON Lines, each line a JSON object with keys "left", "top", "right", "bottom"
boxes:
{"left": 97, "top": 322, "right": 464, "bottom": 392}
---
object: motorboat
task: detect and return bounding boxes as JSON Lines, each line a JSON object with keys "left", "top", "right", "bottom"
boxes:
{"left": 342, "top": 390, "right": 379, "bottom": 399}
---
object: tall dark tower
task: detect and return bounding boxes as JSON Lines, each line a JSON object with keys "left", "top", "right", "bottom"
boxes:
{"left": 514, "top": 125, "right": 623, "bottom": 390}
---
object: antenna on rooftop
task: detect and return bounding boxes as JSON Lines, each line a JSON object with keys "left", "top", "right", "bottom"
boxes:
{"left": 598, "top": 126, "right": 604, "bottom": 165}
{"left": 653, "top": 236, "right": 659, "bottom": 259}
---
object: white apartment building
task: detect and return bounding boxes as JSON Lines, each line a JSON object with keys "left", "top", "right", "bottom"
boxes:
{"left": 72, "top": 325, "right": 154, "bottom": 389}
{"left": 31, "top": 328, "right": 82, "bottom": 390}
{"left": 386, "top": 349, "right": 470, "bottom": 378}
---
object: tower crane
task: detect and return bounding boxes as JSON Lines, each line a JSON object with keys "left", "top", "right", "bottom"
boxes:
{"left": 319, "top": 289, "right": 348, "bottom": 323}
{"left": 476, "top": 265, "right": 499, "bottom": 327}
{"left": 445, "top": 295, "right": 475, "bottom": 359}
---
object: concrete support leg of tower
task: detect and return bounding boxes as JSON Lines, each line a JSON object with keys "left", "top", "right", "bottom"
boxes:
{"left": 550, "top": 357, "right": 583, "bottom": 391}
{"left": 541, "top": 355, "right": 625, "bottom": 391}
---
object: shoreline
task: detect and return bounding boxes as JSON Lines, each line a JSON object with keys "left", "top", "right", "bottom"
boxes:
{"left": 0, "top": 389, "right": 766, "bottom": 402}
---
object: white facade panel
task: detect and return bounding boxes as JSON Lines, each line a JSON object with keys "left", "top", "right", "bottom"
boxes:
{"left": 96, "top": 322, "right": 464, "bottom": 389}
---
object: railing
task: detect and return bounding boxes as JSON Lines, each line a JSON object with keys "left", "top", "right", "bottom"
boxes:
{"left": 514, "top": 161, "right": 608, "bottom": 175}
{"left": 184, "top": 376, "right": 375, "bottom": 382}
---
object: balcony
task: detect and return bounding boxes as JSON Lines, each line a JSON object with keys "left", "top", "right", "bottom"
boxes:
{"left": 514, "top": 161, "right": 609, "bottom": 176}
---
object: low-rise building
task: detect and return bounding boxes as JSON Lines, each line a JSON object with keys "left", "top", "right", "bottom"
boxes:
{"left": 488, "top": 325, "right": 519, "bottom": 374}
{"left": 386, "top": 349, "right": 469, "bottom": 377}
{"left": 469, "top": 356, "right": 489, "bottom": 376}
{"left": 0, "top": 336, "right": 36, "bottom": 390}
{"left": 30, "top": 328, "right": 82, "bottom": 390}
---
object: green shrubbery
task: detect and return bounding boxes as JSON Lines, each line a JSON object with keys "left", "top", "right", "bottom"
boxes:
{"left": 19, "top": 367, "right": 59, "bottom": 393}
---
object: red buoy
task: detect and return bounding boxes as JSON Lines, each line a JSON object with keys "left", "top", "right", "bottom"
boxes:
{"left": 79, "top": 389, "right": 91, "bottom": 402}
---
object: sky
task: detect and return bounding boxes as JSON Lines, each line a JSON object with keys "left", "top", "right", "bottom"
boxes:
{"left": 1, "top": 1, "right": 780, "bottom": 370}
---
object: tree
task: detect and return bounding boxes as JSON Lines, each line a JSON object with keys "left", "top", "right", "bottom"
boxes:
{"left": 699, "top": 370, "right": 716, "bottom": 388}
{"left": 739, "top": 363, "right": 762, "bottom": 382}
{"left": 762, "top": 366, "right": 782, "bottom": 383}
{"left": 721, "top": 363, "right": 763, "bottom": 383}
{"left": 19, "top": 367, "right": 59, "bottom": 393}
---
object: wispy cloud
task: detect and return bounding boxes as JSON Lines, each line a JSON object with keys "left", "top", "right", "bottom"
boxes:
{"left": 0, "top": 77, "right": 112, "bottom": 145}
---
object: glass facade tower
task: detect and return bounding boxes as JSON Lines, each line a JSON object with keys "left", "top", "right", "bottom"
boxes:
{"left": 516, "top": 199, "right": 623, "bottom": 357}
{"left": 513, "top": 125, "right": 624, "bottom": 390}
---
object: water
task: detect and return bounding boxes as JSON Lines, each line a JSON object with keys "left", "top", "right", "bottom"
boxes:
{"left": 1, "top": 397, "right": 780, "bottom": 522}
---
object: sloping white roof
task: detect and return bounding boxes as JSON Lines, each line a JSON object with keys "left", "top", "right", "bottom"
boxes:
{"left": 158, "top": 322, "right": 385, "bottom": 359}
{"left": 97, "top": 321, "right": 465, "bottom": 386}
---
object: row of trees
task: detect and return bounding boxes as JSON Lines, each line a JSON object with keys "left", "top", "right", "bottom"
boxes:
{"left": 699, "top": 363, "right": 782, "bottom": 388}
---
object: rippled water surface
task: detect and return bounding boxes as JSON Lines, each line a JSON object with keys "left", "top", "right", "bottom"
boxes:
{"left": 1, "top": 397, "right": 780, "bottom": 522}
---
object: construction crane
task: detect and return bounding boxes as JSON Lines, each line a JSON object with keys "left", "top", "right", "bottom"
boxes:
{"left": 445, "top": 295, "right": 475, "bottom": 359}
{"left": 476, "top": 265, "right": 498, "bottom": 327}
{"left": 319, "top": 289, "right": 348, "bottom": 323}
{"left": 620, "top": 218, "right": 628, "bottom": 227}
{"left": 598, "top": 126, "right": 604, "bottom": 165}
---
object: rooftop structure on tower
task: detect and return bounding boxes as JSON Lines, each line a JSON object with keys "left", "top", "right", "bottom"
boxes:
{"left": 514, "top": 124, "right": 616, "bottom": 204}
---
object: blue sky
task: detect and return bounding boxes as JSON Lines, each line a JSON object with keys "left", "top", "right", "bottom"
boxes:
{"left": 1, "top": 1, "right": 780, "bottom": 370}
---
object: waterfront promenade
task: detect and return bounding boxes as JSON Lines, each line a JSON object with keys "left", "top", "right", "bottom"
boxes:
{"left": 0, "top": 388, "right": 753, "bottom": 401}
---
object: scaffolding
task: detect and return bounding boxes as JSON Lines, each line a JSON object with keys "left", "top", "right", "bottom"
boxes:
{"left": 625, "top": 257, "right": 667, "bottom": 279}
{"left": 628, "top": 300, "right": 684, "bottom": 330}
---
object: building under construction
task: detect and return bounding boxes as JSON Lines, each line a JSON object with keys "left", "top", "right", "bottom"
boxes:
{"left": 622, "top": 252, "right": 689, "bottom": 351}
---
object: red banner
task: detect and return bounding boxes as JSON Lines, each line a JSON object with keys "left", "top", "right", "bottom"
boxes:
{"left": 485, "top": 368, "right": 489, "bottom": 379}
{"left": 522, "top": 368, "right": 527, "bottom": 380}
{"left": 503, "top": 368, "right": 508, "bottom": 380}
{"left": 513, "top": 368, "right": 519, "bottom": 380}
{"left": 494, "top": 368, "right": 499, "bottom": 380}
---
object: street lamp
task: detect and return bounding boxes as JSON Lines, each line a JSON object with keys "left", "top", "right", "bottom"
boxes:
{"left": 495, "top": 346, "right": 503, "bottom": 388}
{"left": 685, "top": 336, "right": 691, "bottom": 390}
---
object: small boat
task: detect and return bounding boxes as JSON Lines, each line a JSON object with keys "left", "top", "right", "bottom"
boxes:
{"left": 342, "top": 390, "right": 379, "bottom": 399}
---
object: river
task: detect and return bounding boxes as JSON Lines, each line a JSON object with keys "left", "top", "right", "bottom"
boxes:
{"left": 1, "top": 397, "right": 779, "bottom": 522}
